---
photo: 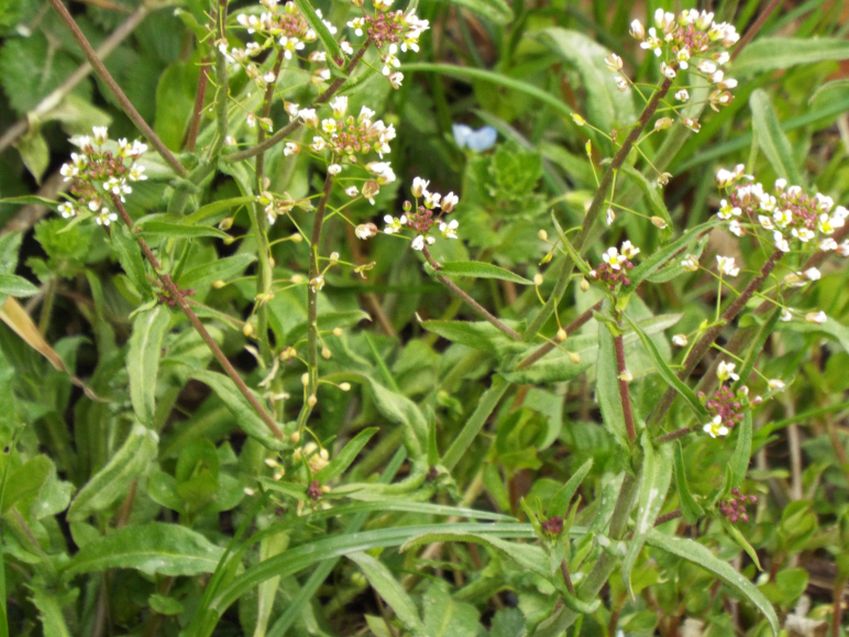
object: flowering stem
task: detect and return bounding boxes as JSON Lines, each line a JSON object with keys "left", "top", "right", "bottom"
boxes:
{"left": 523, "top": 75, "right": 674, "bottom": 340}
{"left": 223, "top": 44, "right": 370, "bottom": 163}
{"left": 110, "top": 196, "right": 282, "bottom": 440}
{"left": 49, "top": 0, "right": 187, "bottom": 178}
{"left": 297, "top": 171, "right": 335, "bottom": 427}
{"left": 613, "top": 330, "right": 637, "bottom": 444}
{"left": 651, "top": 249, "right": 782, "bottom": 430}
{"left": 184, "top": 60, "right": 210, "bottom": 153}
{"left": 515, "top": 300, "right": 602, "bottom": 369}
{"left": 421, "top": 247, "right": 521, "bottom": 341}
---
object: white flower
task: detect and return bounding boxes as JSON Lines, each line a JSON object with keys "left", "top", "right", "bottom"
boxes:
{"left": 389, "top": 72, "right": 404, "bottom": 89}
{"left": 604, "top": 53, "right": 623, "bottom": 72}
{"left": 629, "top": 19, "right": 645, "bottom": 40}
{"left": 345, "top": 185, "right": 359, "bottom": 198}
{"left": 284, "top": 142, "right": 300, "bottom": 156}
{"left": 620, "top": 240, "right": 640, "bottom": 259}
{"left": 298, "top": 108, "right": 318, "bottom": 127}
{"left": 729, "top": 220, "right": 743, "bottom": 237}
{"left": 95, "top": 208, "right": 118, "bottom": 226}
{"left": 411, "top": 234, "right": 434, "bottom": 251}
{"left": 767, "top": 379, "right": 785, "bottom": 391}
{"left": 383, "top": 214, "right": 406, "bottom": 235}
{"left": 805, "top": 310, "right": 827, "bottom": 324}
{"left": 355, "top": 223, "right": 377, "bottom": 240}
{"left": 717, "top": 360, "right": 740, "bottom": 383}
{"left": 660, "top": 62, "right": 677, "bottom": 79}
{"left": 602, "top": 247, "right": 623, "bottom": 270}
{"left": 91, "top": 126, "right": 109, "bottom": 146}
{"left": 327, "top": 163, "right": 342, "bottom": 175}
{"left": 672, "top": 333, "right": 688, "bottom": 347}
{"left": 674, "top": 88, "right": 690, "bottom": 101}
{"left": 411, "top": 177, "right": 429, "bottom": 198}
{"left": 423, "top": 190, "right": 441, "bottom": 209}
{"left": 703, "top": 415, "right": 730, "bottom": 438}
{"left": 439, "top": 219, "right": 459, "bottom": 239}
{"left": 716, "top": 255, "right": 739, "bottom": 277}
{"left": 681, "top": 255, "right": 699, "bottom": 272}
{"left": 58, "top": 202, "right": 76, "bottom": 219}
{"left": 773, "top": 231, "right": 790, "bottom": 253}
{"left": 329, "top": 95, "right": 348, "bottom": 118}
{"left": 780, "top": 309, "right": 793, "bottom": 322}
{"left": 441, "top": 192, "right": 459, "bottom": 213}
{"left": 804, "top": 267, "right": 821, "bottom": 281}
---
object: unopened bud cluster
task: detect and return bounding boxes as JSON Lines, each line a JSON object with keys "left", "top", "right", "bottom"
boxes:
{"left": 719, "top": 488, "right": 758, "bottom": 523}
{"left": 715, "top": 165, "right": 849, "bottom": 255}
{"left": 588, "top": 241, "right": 640, "bottom": 288}
{"left": 57, "top": 126, "right": 148, "bottom": 226}
{"left": 383, "top": 177, "right": 460, "bottom": 251}
{"left": 701, "top": 361, "right": 748, "bottom": 438}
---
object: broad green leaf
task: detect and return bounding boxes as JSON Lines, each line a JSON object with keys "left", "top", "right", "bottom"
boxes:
{"left": 31, "top": 587, "right": 71, "bottom": 637}
{"left": 732, "top": 37, "right": 849, "bottom": 77}
{"left": 645, "top": 530, "right": 779, "bottom": 635}
{"left": 138, "top": 215, "right": 230, "bottom": 240}
{"left": 67, "top": 423, "right": 159, "bottom": 521}
{"left": 422, "top": 580, "right": 481, "bottom": 637}
{"left": 433, "top": 260, "right": 533, "bottom": 285}
{"left": 293, "top": 0, "right": 343, "bottom": 68}
{"left": 728, "top": 411, "right": 752, "bottom": 492}
{"left": 673, "top": 443, "right": 704, "bottom": 523}
{"left": 358, "top": 375, "right": 427, "bottom": 458}
{"left": 0, "top": 274, "right": 38, "bottom": 298}
{"left": 63, "top": 522, "right": 224, "bottom": 577}
{"left": 184, "top": 196, "right": 257, "bottom": 224}
{"left": 177, "top": 253, "right": 256, "bottom": 290}
{"left": 422, "top": 320, "right": 517, "bottom": 354}
{"left": 316, "top": 427, "right": 378, "bottom": 483}
{"left": 750, "top": 90, "right": 802, "bottom": 185}
{"left": 535, "top": 28, "right": 635, "bottom": 131}
{"left": 128, "top": 306, "right": 171, "bottom": 426}
{"left": 622, "top": 435, "right": 673, "bottom": 594}
{"left": 111, "top": 223, "right": 150, "bottom": 296}
{"left": 15, "top": 130, "right": 49, "bottom": 184}
{"left": 154, "top": 62, "right": 196, "bottom": 150}
{"left": 451, "top": 0, "right": 513, "bottom": 24}
{"left": 0, "top": 232, "right": 22, "bottom": 273}
{"left": 624, "top": 314, "right": 706, "bottom": 421}
{"left": 348, "top": 552, "right": 425, "bottom": 634}
{"left": 191, "top": 369, "right": 284, "bottom": 450}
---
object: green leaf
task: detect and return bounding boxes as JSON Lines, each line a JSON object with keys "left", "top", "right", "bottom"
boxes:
{"left": 750, "top": 89, "right": 803, "bottom": 185}
{"left": 728, "top": 411, "right": 753, "bottom": 492}
{"left": 0, "top": 232, "right": 22, "bottom": 274}
{"left": 622, "top": 435, "right": 672, "bottom": 594}
{"left": 624, "top": 313, "right": 706, "bottom": 421}
{"left": 111, "top": 223, "right": 150, "bottom": 296}
{"left": 191, "top": 369, "right": 284, "bottom": 450}
{"left": 31, "top": 587, "right": 72, "bottom": 637}
{"left": 596, "top": 316, "right": 629, "bottom": 449}
{"left": 422, "top": 320, "right": 516, "bottom": 354}
{"left": 358, "top": 375, "right": 427, "bottom": 458}
{"left": 293, "top": 0, "right": 344, "bottom": 68}
{"left": 63, "top": 522, "right": 224, "bottom": 577}
{"left": 15, "top": 130, "right": 49, "bottom": 184}
{"left": 732, "top": 37, "right": 849, "bottom": 77}
{"left": 0, "top": 274, "right": 38, "bottom": 298}
{"left": 645, "top": 530, "right": 779, "bottom": 635}
{"left": 422, "top": 580, "right": 481, "bottom": 637}
{"left": 67, "top": 423, "right": 159, "bottom": 521}
{"left": 128, "top": 306, "right": 171, "bottom": 426}
{"left": 673, "top": 443, "right": 704, "bottom": 523}
{"left": 548, "top": 458, "right": 593, "bottom": 517}
{"left": 535, "top": 28, "right": 635, "bottom": 131}
{"left": 443, "top": 375, "right": 510, "bottom": 471}
{"left": 450, "top": 0, "right": 513, "bottom": 24}
{"left": 154, "top": 62, "right": 196, "bottom": 150}
{"left": 316, "top": 427, "right": 378, "bottom": 483}
{"left": 0, "top": 34, "right": 79, "bottom": 115}
{"left": 722, "top": 518, "right": 763, "bottom": 571}
{"left": 177, "top": 253, "right": 256, "bottom": 290}
{"left": 137, "top": 215, "right": 230, "bottom": 240}
{"left": 434, "top": 260, "right": 533, "bottom": 285}
{"left": 348, "top": 552, "right": 425, "bottom": 634}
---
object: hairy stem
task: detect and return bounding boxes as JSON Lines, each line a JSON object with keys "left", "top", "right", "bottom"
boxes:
{"left": 49, "top": 0, "right": 187, "bottom": 177}
{"left": 223, "top": 44, "right": 369, "bottom": 162}
{"left": 614, "top": 331, "right": 637, "bottom": 444}
{"left": 421, "top": 247, "right": 521, "bottom": 341}
{"left": 184, "top": 60, "right": 210, "bottom": 153}
{"left": 111, "top": 196, "right": 281, "bottom": 439}
{"left": 523, "top": 75, "right": 674, "bottom": 340}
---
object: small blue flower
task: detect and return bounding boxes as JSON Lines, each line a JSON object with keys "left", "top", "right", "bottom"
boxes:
{"left": 452, "top": 123, "right": 497, "bottom": 152}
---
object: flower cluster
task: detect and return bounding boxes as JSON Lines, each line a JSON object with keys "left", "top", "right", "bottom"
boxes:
{"left": 719, "top": 488, "right": 758, "bottom": 523}
{"left": 701, "top": 361, "right": 748, "bottom": 438}
{"left": 57, "top": 126, "right": 148, "bottom": 226}
{"left": 382, "top": 177, "right": 459, "bottom": 250}
{"left": 715, "top": 165, "right": 849, "bottom": 254}
{"left": 609, "top": 10, "right": 739, "bottom": 132}
{"left": 588, "top": 241, "right": 640, "bottom": 288}
{"left": 347, "top": 1, "right": 429, "bottom": 89}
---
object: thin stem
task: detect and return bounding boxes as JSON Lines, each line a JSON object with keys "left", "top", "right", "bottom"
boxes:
{"left": 421, "top": 247, "right": 521, "bottom": 341}
{"left": 0, "top": 4, "right": 148, "bottom": 154}
{"left": 731, "top": 0, "right": 784, "bottom": 60}
{"left": 650, "top": 249, "right": 782, "bottom": 428}
{"left": 654, "top": 509, "right": 682, "bottom": 526}
{"left": 49, "top": 0, "right": 187, "bottom": 177}
{"left": 523, "top": 75, "right": 675, "bottom": 340}
{"left": 184, "top": 60, "right": 210, "bottom": 153}
{"left": 223, "top": 44, "right": 370, "bottom": 162}
{"left": 516, "top": 300, "right": 602, "bottom": 369}
{"left": 614, "top": 331, "right": 637, "bottom": 444}
{"left": 111, "top": 196, "right": 282, "bottom": 439}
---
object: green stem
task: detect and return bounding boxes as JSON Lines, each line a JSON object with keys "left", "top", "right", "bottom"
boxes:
{"left": 443, "top": 375, "right": 509, "bottom": 472}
